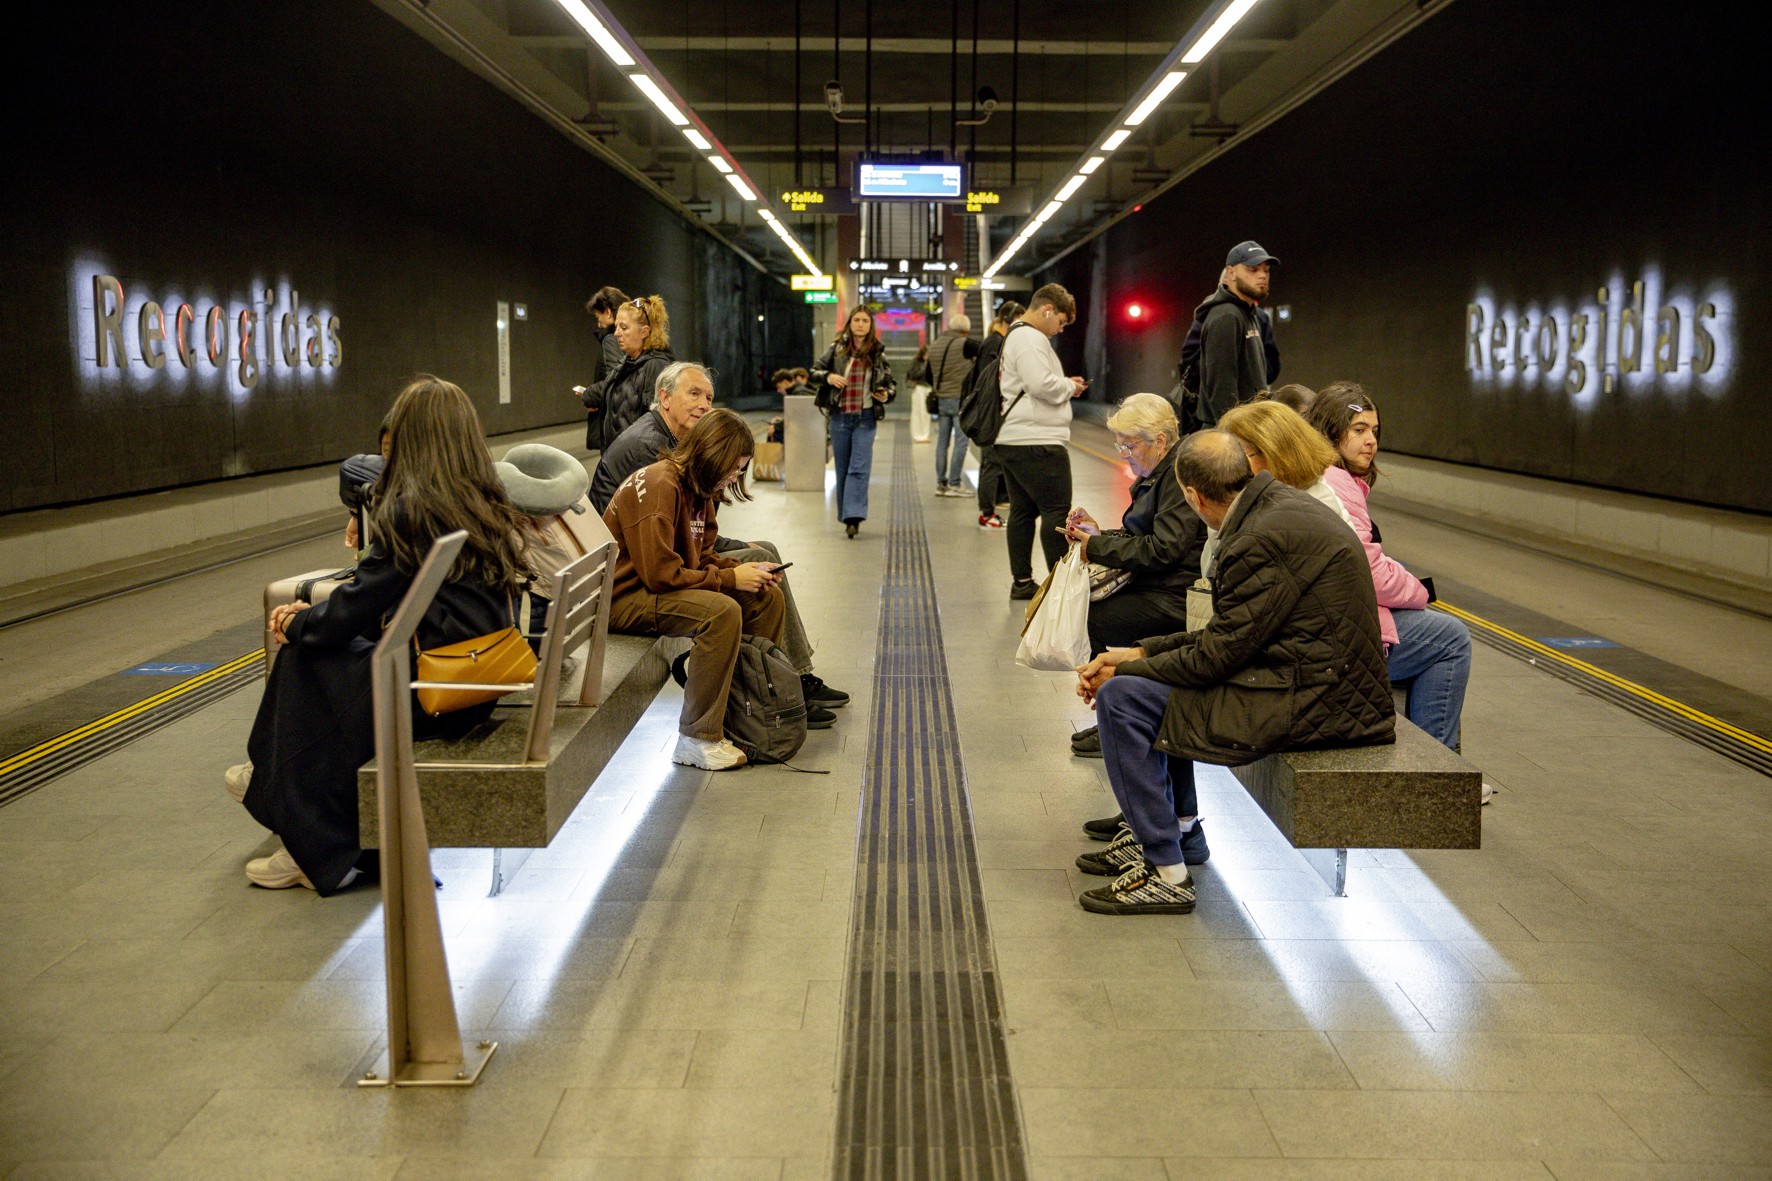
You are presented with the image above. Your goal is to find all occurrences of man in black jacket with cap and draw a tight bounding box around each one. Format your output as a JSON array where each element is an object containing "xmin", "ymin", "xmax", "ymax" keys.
[
  {"xmin": 1070, "ymin": 430, "xmax": 1394, "ymax": 916},
  {"xmin": 1190, "ymin": 241, "xmax": 1278, "ymax": 426}
]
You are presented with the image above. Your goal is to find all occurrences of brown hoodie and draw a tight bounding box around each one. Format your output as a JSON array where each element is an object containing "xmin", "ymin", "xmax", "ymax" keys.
[{"xmin": 602, "ymin": 459, "xmax": 739, "ymax": 599}]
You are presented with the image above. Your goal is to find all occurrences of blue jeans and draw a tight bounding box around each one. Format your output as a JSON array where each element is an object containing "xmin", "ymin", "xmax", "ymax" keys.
[
  {"xmin": 829, "ymin": 411, "xmax": 876, "ymax": 523},
  {"xmin": 1095, "ymin": 674, "xmax": 1199, "ymax": 867},
  {"xmin": 934, "ymin": 398, "xmax": 966, "ymax": 485},
  {"xmin": 1387, "ymin": 607, "xmax": 1472, "ymax": 748}
]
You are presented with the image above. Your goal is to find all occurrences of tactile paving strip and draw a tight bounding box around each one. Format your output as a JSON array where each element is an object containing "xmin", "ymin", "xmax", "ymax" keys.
[{"xmin": 832, "ymin": 427, "xmax": 1030, "ymax": 1180}]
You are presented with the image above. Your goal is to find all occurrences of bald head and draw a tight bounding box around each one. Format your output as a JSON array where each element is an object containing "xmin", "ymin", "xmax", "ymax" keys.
[{"xmin": 1176, "ymin": 430, "xmax": 1253, "ymax": 527}]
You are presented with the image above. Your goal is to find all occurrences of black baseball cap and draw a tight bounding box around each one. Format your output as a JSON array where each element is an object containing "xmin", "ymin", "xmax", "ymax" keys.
[{"xmin": 1226, "ymin": 240, "xmax": 1278, "ymax": 267}]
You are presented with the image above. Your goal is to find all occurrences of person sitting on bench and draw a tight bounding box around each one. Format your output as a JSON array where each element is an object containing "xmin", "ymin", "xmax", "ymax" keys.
[
  {"xmin": 602, "ymin": 408, "xmax": 787, "ymax": 772},
  {"xmin": 591, "ymin": 361, "xmax": 849, "ymax": 724},
  {"xmin": 1072, "ymin": 431, "xmax": 1394, "ymax": 915}
]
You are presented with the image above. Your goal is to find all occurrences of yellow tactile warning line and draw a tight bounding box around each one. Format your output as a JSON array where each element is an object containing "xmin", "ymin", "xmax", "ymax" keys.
[
  {"xmin": 1067, "ymin": 435, "xmax": 1772, "ymax": 757},
  {"xmin": 0, "ymin": 649, "xmax": 263, "ymax": 777},
  {"xmin": 1435, "ymin": 601, "xmax": 1772, "ymax": 756}
]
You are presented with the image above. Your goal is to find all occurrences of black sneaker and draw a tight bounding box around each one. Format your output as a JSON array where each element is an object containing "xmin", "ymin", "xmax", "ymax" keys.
[
  {"xmin": 1075, "ymin": 825, "xmax": 1143, "ymax": 876},
  {"xmin": 1079, "ymin": 863, "xmax": 1197, "ymax": 915},
  {"xmin": 1009, "ymin": 579, "xmax": 1038, "ymax": 600},
  {"xmin": 1071, "ymin": 729, "xmax": 1102, "ymax": 758},
  {"xmin": 801, "ymin": 673, "xmax": 849, "ymax": 708},
  {"xmin": 1070, "ymin": 724, "xmax": 1098, "ymax": 746},
  {"xmin": 1082, "ymin": 812, "xmax": 1124, "ymax": 842},
  {"xmin": 807, "ymin": 704, "xmax": 837, "ymax": 730},
  {"xmin": 1181, "ymin": 821, "xmax": 1210, "ymax": 866}
]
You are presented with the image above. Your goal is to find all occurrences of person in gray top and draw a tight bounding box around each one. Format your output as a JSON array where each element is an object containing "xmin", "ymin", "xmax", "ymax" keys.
[{"xmin": 927, "ymin": 312, "xmax": 979, "ymax": 497}]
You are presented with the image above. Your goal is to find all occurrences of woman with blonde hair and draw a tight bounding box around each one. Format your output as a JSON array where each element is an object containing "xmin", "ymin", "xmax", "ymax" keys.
[
  {"xmin": 1217, "ymin": 400, "xmax": 1356, "ymax": 531},
  {"xmin": 603, "ymin": 408, "xmax": 788, "ymax": 770},
  {"xmin": 598, "ymin": 294, "xmax": 677, "ymax": 441},
  {"xmin": 239, "ymin": 376, "xmax": 534, "ymax": 893},
  {"xmin": 1060, "ymin": 392, "xmax": 1206, "ymax": 760}
]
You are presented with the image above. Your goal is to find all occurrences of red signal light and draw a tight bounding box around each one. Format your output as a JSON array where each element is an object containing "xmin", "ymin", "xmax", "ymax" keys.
[{"xmin": 1126, "ymin": 302, "xmax": 1145, "ymax": 320}]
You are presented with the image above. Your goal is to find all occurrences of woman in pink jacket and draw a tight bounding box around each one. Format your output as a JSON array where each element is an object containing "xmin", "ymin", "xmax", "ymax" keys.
[{"xmin": 1308, "ymin": 385, "xmax": 1473, "ymax": 751}]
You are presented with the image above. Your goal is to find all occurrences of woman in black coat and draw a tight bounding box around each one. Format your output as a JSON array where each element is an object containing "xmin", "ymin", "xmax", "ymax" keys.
[
  {"xmin": 810, "ymin": 306, "xmax": 895, "ymax": 537},
  {"xmin": 597, "ymin": 294, "xmax": 677, "ymax": 442},
  {"xmin": 238, "ymin": 376, "xmax": 534, "ymax": 895},
  {"xmin": 1061, "ymin": 393, "xmax": 1204, "ymax": 758}
]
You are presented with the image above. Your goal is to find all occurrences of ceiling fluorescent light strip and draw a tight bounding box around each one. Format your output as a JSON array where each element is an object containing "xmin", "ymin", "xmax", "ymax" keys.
[
  {"xmin": 1182, "ymin": 0, "xmax": 1262, "ymax": 63},
  {"xmin": 1080, "ymin": 156, "xmax": 1106, "ymax": 175},
  {"xmin": 1102, "ymin": 129, "xmax": 1131, "ymax": 151},
  {"xmin": 1056, "ymin": 175, "xmax": 1087, "ymax": 201},
  {"xmin": 1125, "ymin": 71, "xmax": 1187, "ymax": 126},
  {"xmin": 548, "ymin": 0, "xmax": 824, "ymax": 277},
  {"xmin": 555, "ymin": 0, "xmax": 635, "ymax": 66},
  {"xmin": 629, "ymin": 74, "xmax": 688, "ymax": 125}
]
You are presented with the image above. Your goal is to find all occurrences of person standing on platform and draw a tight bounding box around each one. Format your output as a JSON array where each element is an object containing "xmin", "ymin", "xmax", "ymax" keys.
[
  {"xmin": 1190, "ymin": 242, "xmax": 1277, "ymax": 427},
  {"xmin": 969, "ymin": 301, "xmax": 1022, "ymax": 530},
  {"xmin": 576, "ymin": 285, "xmax": 630, "ymax": 451},
  {"xmin": 996, "ymin": 284, "xmax": 1086, "ymax": 599},
  {"xmin": 812, "ymin": 306, "xmax": 896, "ymax": 539},
  {"xmin": 928, "ymin": 312, "xmax": 979, "ymax": 497},
  {"xmin": 599, "ymin": 295, "xmax": 676, "ymax": 441}
]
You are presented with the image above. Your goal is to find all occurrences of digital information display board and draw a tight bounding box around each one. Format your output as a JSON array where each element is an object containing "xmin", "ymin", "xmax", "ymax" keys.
[{"xmin": 854, "ymin": 162, "xmax": 965, "ymax": 201}]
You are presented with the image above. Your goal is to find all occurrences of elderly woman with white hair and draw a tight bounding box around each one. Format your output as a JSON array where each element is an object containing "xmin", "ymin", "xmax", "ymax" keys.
[{"xmin": 1061, "ymin": 392, "xmax": 1207, "ymax": 758}]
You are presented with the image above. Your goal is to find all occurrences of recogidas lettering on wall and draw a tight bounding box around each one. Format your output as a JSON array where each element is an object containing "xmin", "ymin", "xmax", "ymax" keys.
[
  {"xmin": 1465, "ymin": 268, "xmax": 1731, "ymax": 405},
  {"xmin": 73, "ymin": 264, "xmax": 341, "ymax": 393}
]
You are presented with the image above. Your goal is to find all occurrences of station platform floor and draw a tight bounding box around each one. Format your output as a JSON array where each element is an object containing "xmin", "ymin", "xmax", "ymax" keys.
[{"xmin": 1, "ymin": 417, "xmax": 1769, "ymax": 1179}]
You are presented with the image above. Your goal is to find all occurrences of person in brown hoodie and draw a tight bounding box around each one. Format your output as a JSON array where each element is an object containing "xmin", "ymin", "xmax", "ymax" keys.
[{"xmin": 603, "ymin": 408, "xmax": 787, "ymax": 770}]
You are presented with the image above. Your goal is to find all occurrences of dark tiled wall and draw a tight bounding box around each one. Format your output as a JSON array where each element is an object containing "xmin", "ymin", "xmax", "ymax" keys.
[
  {"xmin": 3, "ymin": 0, "xmax": 803, "ymax": 512},
  {"xmin": 1084, "ymin": 0, "xmax": 1767, "ymax": 513}
]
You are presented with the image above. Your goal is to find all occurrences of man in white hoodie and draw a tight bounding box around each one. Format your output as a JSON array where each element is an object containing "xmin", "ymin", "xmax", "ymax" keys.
[{"xmin": 996, "ymin": 284, "xmax": 1088, "ymax": 598}]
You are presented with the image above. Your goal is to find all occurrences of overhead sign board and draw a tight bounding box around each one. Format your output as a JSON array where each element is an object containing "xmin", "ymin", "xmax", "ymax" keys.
[
  {"xmin": 854, "ymin": 162, "xmax": 966, "ymax": 202},
  {"xmin": 848, "ymin": 258, "xmax": 961, "ymax": 275},
  {"xmin": 803, "ymin": 291, "xmax": 838, "ymax": 304},
  {"xmin": 780, "ymin": 188, "xmax": 856, "ymax": 215},
  {"xmin": 791, "ymin": 274, "xmax": 834, "ymax": 291},
  {"xmin": 955, "ymin": 274, "xmax": 1033, "ymax": 293},
  {"xmin": 964, "ymin": 187, "xmax": 1033, "ymax": 215}
]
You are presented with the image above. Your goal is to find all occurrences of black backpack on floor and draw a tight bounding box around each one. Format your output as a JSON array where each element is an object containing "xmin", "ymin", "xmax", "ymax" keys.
[
  {"xmin": 958, "ymin": 322, "xmax": 1037, "ymax": 445},
  {"xmin": 671, "ymin": 636, "xmax": 809, "ymax": 765}
]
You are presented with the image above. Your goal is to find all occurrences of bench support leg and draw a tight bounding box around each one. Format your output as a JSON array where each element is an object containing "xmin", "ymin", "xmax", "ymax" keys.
[
  {"xmin": 1300, "ymin": 847, "xmax": 1349, "ymax": 897},
  {"xmin": 490, "ymin": 848, "xmax": 505, "ymax": 898}
]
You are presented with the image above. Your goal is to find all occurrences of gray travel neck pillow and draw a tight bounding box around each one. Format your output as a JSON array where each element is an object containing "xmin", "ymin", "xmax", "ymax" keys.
[{"xmin": 494, "ymin": 443, "xmax": 590, "ymax": 516}]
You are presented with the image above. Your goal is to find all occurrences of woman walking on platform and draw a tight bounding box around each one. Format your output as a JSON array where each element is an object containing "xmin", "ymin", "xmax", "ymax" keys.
[
  {"xmin": 237, "ymin": 377, "xmax": 533, "ymax": 894},
  {"xmin": 812, "ymin": 306, "xmax": 895, "ymax": 537}
]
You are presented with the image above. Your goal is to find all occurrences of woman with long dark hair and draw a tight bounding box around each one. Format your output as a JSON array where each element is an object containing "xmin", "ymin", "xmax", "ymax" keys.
[
  {"xmin": 1307, "ymin": 384, "xmax": 1475, "ymax": 759},
  {"xmin": 603, "ymin": 408, "xmax": 787, "ymax": 770},
  {"xmin": 811, "ymin": 306, "xmax": 895, "ymax": 537},
  {"xmin": 237, "ymin": 376, "xmax": 534, "ymax": 893}
]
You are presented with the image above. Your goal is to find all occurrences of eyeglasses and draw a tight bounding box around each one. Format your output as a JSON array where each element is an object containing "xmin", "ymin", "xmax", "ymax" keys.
[{"xmin": 1113, "ymin": 439, "xmax": 1143, "ymax": 456}]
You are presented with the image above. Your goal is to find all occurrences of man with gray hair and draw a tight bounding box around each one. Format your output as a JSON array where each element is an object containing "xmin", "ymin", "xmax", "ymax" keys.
[
  {"xmin": 928, "ymin": 311, "xmax": 979, "ymax": 496},
  {"xmin": 589, "ymin": 362, "xmax": 850, "ymax": 719},
  {"xmin": 1071, "ymin": 430, "xmax": 1393, "ymax": 915}
]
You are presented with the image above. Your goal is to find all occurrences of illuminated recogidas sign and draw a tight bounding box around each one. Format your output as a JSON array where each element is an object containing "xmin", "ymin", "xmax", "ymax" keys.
[
  {"xmin": 1466, "ymin": 269, "xmax": 1730, "ymax": 403},
  {"xmin": 76, "ymin": 267, "xmax": 340, "ymax": 392},
  {"xmin": 791, "ymin": 274, "xmax": 834, "ymax": 292}
]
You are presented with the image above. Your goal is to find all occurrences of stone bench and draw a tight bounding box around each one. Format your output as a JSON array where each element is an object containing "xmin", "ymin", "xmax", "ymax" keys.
[{"xmin": 1229, "ymin": 716, "xmax": 1482, "ymax": 895}]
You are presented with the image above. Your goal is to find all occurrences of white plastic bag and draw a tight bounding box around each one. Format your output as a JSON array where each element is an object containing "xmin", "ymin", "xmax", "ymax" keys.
[
  {"xmin": 910, "ymin": 385, "xmax": 933, "ymax": 443},
  {"xmin": 1016, "ymin": 544, "xmax": 1093, "ymax": 671}
]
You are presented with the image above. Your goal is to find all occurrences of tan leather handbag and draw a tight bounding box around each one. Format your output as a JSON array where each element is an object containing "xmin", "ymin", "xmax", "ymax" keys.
[{"xmin": 413, "ymin": 622, "xmax": 537, "ymax": 716}]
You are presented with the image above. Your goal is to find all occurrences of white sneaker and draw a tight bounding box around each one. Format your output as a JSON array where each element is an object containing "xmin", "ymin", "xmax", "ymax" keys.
[
  {"xmin": 672, "ymin": 734, "xmax": 748, "ymax": 771},
  {"xmin": 1481, "ymin": 781, "xmax": 1496, "ymax": 805},
  {"xmin": 245, "ymin": 847, "xmax": 314, "ymax": 890},
  {"xmin": 224, "ymin": 763, "xmax": 252, "ymax": 802}
]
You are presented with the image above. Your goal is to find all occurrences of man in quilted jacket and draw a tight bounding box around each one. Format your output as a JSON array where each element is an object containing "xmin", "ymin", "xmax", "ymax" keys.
[{"xmin": 1071, "ymin": 430, "xmax": 1394, "ymax": 916}]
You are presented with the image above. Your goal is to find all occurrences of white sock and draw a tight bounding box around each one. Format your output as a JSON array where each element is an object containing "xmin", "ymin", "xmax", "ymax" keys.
[
  {"xmin": 338, "ymin": 867, "xmax": 360, "ymax": 888},
  {"xmin": 1177, "ymin": 815, "xmax": 1197, "ymax": 832},
  {"xmin": 1154, "ymin": 862, "xmax": 1192, "ymax": 885}
]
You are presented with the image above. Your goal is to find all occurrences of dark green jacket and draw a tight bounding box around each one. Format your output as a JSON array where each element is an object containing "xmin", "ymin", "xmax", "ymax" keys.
[{"xmin": 1118, "ymin": 472, "xmax": 1393, "ymax": 765}]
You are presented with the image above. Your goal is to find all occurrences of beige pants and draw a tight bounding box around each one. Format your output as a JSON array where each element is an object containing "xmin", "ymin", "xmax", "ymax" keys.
[{"xmin": 610, "ymin": 585, "xmax": 786, "ymax": 740}]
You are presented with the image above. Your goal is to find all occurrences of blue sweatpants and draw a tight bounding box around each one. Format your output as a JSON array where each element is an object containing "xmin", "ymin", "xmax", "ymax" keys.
[{"xmin": 1094, "ymin": 674, "xmax": 1199, "ymax": 867}]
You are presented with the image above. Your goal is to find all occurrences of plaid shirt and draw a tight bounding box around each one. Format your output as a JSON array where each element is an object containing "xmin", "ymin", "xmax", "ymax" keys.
[{"xmin": 839, "ymin": 356, "xmax": 868, "ymax": 415}]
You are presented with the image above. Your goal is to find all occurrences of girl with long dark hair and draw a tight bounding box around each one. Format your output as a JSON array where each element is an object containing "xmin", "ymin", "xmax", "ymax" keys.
[
  {"xmin": 602, "ymin": 408, "xmax": 788, "ymax": 770},
  {"xmin": 237, "ymin": 376, "xmax": 534, "ymax": 893},
  {"xmin": 811, "ymin": 306, "xmax": 895, "ymax": 537}
]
